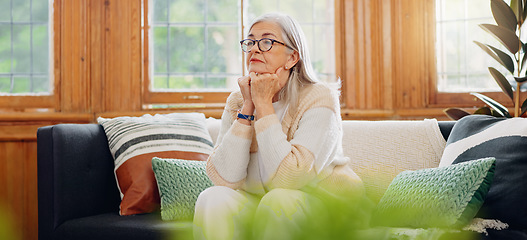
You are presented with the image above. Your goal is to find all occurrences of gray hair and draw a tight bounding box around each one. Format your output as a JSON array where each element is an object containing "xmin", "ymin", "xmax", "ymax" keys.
[{"xmin": 248, "ymin": 13, "xmax": 319, "ymax": 109}]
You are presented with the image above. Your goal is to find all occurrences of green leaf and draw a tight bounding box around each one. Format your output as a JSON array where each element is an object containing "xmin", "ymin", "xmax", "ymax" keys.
[
  {"xmin": 521, "ymin": 97, "xmax": 527, "ymax": 116},
  {"xmin": 480, "ymin": 24, "xmax": 521, "ymax": 53},
  {"xmin": 471, "ymin": 92, "xmax": 512, "ymax": 117},
  {"xmin": 473, "ymin": 106, "xmax": 493, "ymax": 115},
  {"xmin": 522, "ymin": 45, "xmax": 527, "ymax": 71},
  {"xmin": 523, "ymin": 0, "xmax": 527, "ymax": 23},
  {"xmin": 443, "ymin": 108, "xmax": 471, "ymax": 120},
  {"xmin": 492, "ymin": 0, "xmax": 518, "ymax": 31},
  {"xmin": 486, "ymin": 43, "xmax": 516, "ymax": 74},
  {"xmin": 488, "ymin": 67, "xmax": 514, "ymax": 101},
  {"xmin": 514, "ymin": 76, "xmax": 527, "ymax": 82},
  {"xmin": 474, "ymin": 41, "xmax": 515, "ymax": 74}
]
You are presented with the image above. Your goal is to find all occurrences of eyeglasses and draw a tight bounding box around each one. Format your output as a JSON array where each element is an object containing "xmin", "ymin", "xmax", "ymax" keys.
[{"xmin": 240, "ymin": 38, "xmax": 294, "ymax": 52}]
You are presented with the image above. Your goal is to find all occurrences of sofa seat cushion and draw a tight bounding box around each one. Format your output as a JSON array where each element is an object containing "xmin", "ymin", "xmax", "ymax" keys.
[{"xmin": 54, "ymin": 212, "xmax": 192, "ymax": 240}]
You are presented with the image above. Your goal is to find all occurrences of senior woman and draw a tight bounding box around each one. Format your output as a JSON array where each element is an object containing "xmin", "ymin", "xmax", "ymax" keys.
[{"xmin": 193, "ymin": 13, "xmax": 364, "ymax": 240}]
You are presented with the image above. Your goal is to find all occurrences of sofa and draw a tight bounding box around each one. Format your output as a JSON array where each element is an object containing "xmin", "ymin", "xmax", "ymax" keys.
[{"xmin": 37, "ymin": 116, "xmax": 527, "ymax": 240}]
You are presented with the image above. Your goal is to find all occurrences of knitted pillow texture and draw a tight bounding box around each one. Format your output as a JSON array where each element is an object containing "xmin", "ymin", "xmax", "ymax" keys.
[
  {"xmin": 439, "ymin": 115, "xmax": 527, "ymax": 230},
  {"xmin": 373, "ymin": 157, "xmax": 495, "ymax": 228},
  {"xmin": 98, "ymin": 113, "xmax": 213, "ymax": 215},
  {"xmin": 152, "ymin": 157, "xmax": 213, "ymax": 221}
]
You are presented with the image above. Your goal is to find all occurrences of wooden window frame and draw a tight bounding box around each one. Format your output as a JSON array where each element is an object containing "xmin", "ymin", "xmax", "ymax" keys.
[
  {"xmin": 141, "ymin": 0, "xmax": 337, "ymax": 110},
  {"xmin": 0, "ymin": 0, "xmax": 60, "ymax": 110},
  {"xmin": 141, "ymin": 0, "xmax": 233, "ymax": 110},
  {"xmin": 427, "ymin": 0, "xmax": 513, "ymax": 110}
]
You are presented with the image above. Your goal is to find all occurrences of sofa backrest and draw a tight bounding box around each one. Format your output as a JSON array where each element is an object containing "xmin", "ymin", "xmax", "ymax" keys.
[
  {"xmin": 37, "ymin": 124, "xmax": 121, "ymax": 240},
  {"xmin": 342, "ymin": 120, "xmax": 454, "ymax": 203}
]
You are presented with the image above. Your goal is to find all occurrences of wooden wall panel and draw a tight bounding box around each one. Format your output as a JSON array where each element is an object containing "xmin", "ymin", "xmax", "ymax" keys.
[
  {"xmin": 103, "ymin": 0, "xmax": 142, "ymax": 112},
  {"xmin": 60, "ymin": 0, "xmax": 91, "ymax": 112},
  {"xmin": 338, "ymin": 0, "xmax": 436, "ymax": 119},
  {"xmin": 340, "ymin": 0, "xmax": 394, "ymax": 111},
  {"xmin": 0, "ymin": 141, "xmax": 38, "ymax": 240}
]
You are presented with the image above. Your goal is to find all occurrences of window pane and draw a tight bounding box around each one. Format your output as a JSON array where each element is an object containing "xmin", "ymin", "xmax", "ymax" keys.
[
  {"xmin": 208, "ymin": 0, "xmax": 238, "ymax": 22},
  {"xmin": 12, "ymin": 25, "xmax": 31, "ymax": 73},
  {"xmin": 0, "ymin": 1, "xmax": 10, "ymax": 22},
  {"xmin": 436, "ymin": 0, "xmax": 501, "ymax": 92},
  {"xmin": 1, "ymin": 0, "xmax": 51, "ymax": 95},
  {"xmin": 150, "ymin": 0, "xmax": 334, "ymax": 92},
  {"xmin": 169, "ymin": 27, "xmax": 205, "ymax": 73},
  {"xmin": 0, "ymin": 77, "xmax": 10, "ymax": 92},
  {"xmin": 207, "ymin": 27, "xmax": 241, "ymax": 74},
  {"xmin": 153, "ymin": 27, "xmax": 168, "ymax": 73},
  {"xmin": 0, "ymin": 25, "xmax": 11, "ymax": 74},
  {"xmin": 168, "ymin": 75, "xmax": 204, "ymax": 89},
  {"xmin": 32, "ymin": 0, "xmax": 49, "ymax": 22},
  {"xmin": 12, "ymin": 76, "xmax": 30, "ymax": 93},
  {"xmin": 167, "ymin": 0, "xmax": 204, "ymax": 23},
  {"xmin": 32, "ymin": 76, "xmax": 49, "ymax": 93},
  {"xmin": 152, "ymin": 0, "xmax": 168, "ymax": 23},
  {"xmin": 12, "ymin": 0, "xmax": 30, "ymax": 22},
  {"xmin": 33, "ymin": 25, "xmax": 48, "ymax": 73}
]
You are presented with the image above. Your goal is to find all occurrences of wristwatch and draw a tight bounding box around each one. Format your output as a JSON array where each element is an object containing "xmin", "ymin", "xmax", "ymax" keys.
[{"xmin": 237, "ymin": 110, "xmax": 255, "ymax": 121}]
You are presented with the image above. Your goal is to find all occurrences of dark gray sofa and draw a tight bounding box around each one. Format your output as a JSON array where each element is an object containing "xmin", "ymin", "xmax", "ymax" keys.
[
  {"xmin": 37, "ymin": 124, "xmax": 192, "ymax": 240},
  {"xmin": 37, "ymin": 121, "xmax": 527, "ymax": 240}
]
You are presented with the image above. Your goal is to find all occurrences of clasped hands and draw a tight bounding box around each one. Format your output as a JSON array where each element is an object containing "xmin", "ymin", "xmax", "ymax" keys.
[{"xmin": 237, "ymin": 66, "xmax": 287, "ymax": 119}]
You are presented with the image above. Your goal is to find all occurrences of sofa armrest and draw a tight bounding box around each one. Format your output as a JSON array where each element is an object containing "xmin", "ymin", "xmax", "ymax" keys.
[{"xmin": 38, "ymin": 124, "xmax": 121, "ymax": 240}]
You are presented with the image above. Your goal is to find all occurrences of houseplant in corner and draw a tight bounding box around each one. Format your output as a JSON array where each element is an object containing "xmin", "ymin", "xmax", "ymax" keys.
[{"xmin": 445, "ymin": 0, "xmax": 527, "ymax": 120}]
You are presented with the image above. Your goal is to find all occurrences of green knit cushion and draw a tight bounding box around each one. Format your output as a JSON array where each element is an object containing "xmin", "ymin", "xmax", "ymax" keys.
[
  {"xmin": 152, "ymin": 157, "xmax": 213, "ymax": 221},
  {"xmin": 373, "ymin": 157, "xmax": 495, "ymax": 228}
]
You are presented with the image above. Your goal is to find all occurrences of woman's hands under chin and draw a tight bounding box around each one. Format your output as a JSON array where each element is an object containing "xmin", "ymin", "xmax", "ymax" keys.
[
  {"xmin": 249, "ymin": 66, "xmax": 287, "ymax": 118},
  {"xmin": 237, "ymin": 75, "xmax": 254, "ymax": 108}
]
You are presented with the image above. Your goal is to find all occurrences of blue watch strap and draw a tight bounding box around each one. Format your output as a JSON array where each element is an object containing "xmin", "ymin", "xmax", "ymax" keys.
[{"xmin": 237, "ymin": 112, "xmax": 254, "ymax": 121}]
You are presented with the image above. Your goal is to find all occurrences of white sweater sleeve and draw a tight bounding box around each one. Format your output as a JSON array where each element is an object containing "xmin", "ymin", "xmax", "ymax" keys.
[
  {"xmin": 254, "ymin": 107, "xmax": 341, "ymax": 188},
  {"xmin": 207, "ymin": 110, "xmax": 253, "ymax": 184}
]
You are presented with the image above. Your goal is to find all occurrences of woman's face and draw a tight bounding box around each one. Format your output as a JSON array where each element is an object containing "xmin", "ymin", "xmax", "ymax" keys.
[{"xmin": 245, "ymin": 21, "xmax": 294, "ymax": 74}]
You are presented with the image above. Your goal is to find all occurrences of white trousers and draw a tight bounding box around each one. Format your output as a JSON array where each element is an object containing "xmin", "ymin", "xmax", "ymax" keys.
[{"xmin": 193, "ymin": 186, "xmax": 324, "ymax": 240}]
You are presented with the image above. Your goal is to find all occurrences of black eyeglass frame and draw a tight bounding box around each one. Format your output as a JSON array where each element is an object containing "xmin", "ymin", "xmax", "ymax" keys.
[{"xmin": 239, "ymin": 38, "xmax": 295, "ymax": 52}]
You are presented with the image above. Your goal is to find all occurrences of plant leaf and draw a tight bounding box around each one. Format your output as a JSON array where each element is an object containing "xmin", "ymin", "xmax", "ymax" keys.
[
  {"xmin": 492, "ymin": 0, "xmax": 519, "ymax": 31},
  {"xmin": 474, "ymin": 41, "xmax": 515, "ymax": 74},
  {"xmin": 522, "ymin": 45, "xmax": 527, "ymax": 71},
  {"xmin": 473, "ymin": 106, "xmax": 493, "ymax": 115},
  {"xmin": 488, "ymin": 67, "xmax": 514, "ymax": 101},
  {"xmin": 480, "ymin": 24, "xmax": 521, "ymax": 53},
  {"xmin": 444, "ymin": 108, "xmax": 471, "ymax": 120},
  {"xmin": 521, "ymin": 97, "xmax": 527, "ymax": 116},
  {"xmin": 515, "ymin": 76, "xmax": 527, "ymax": 82},
  {"xmin": 487, "ymin": 44, "xmax": 516, "ymax": 74},
  {"xmin": 523, "ymin": 0, "xmax": 527, "ymax": 23},
  {"xmin": 471, "ymin": 92, "xmax": 512, "ymax": 117}
]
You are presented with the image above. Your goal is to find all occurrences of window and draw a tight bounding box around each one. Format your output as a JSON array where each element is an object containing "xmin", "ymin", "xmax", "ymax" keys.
[
  {"xmin": 435, "ymin": 0, "xmax": 508, "ymax": 93},
  {"xmin": 0, "ymin": 0, "xmax": 51, "ymax": 95},
  {"xmin": 144, "ymin": 0, "xmax": 335, "ymax": 107}
]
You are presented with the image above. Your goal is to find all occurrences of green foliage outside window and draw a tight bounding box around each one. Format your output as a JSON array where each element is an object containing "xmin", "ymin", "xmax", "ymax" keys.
[
  {"xmin": 0, "ymin": 0, "xmax": 50, "ymax": 94},
  {"xmin": 150, "ymin": 0, "xmax": 335, "ymax": 92}
]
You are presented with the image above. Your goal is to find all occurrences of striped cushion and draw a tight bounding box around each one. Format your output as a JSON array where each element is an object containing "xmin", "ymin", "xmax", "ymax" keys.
[
  {"xmin": 439, "ymin": 115, "xmax": 527, "ymax": 230},
  {"xmin": 98, "ymin": 113, "xmax": 213, "ymax": 215}
]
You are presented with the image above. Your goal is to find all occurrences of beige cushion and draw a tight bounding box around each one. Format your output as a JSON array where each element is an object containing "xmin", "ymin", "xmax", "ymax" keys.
[{"xmin": 342, "ymin": 119, "xmax": 446, "ymax": 203}]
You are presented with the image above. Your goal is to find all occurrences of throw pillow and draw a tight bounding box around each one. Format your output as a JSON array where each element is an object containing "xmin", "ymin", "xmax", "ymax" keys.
[
  {"xmin": 152, "ymin": 157, "xmax": 213, "ymax": 221},
  {"xmin": 373, "ymin": 157, "xmax": 496, "ymax": 228},
  {"xmin": 439, "ymin": 115, "xmax": 527, "ymax": 230},
  {"xmin": 98, "ymin": 113, "xmax": 214, "ymax": 215}
]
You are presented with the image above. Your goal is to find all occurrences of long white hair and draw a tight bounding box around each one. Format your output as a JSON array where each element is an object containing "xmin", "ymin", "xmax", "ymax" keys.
[{"xmin": 248, "ymin": 13, "xmax": 319, "ymax": 109}]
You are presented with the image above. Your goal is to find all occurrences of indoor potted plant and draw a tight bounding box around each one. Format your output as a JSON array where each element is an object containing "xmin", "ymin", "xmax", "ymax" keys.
[{"xmin": 445, "ymin": 0, "xmax": 527, "ymax": 120}]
